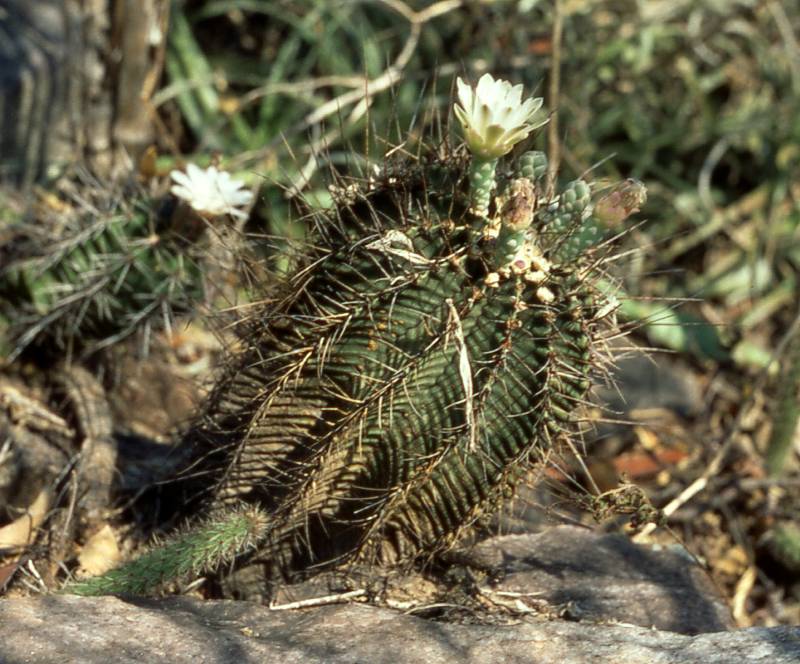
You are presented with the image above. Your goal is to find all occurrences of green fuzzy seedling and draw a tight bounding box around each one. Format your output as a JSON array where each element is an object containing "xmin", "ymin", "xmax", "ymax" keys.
[
  {"xmin": 64, "ymin": 506, "xmax": 269, "ymax": 596},
  {"xmin": 468, "ymin": 158, "xmax": 498, "ymax": 218},
  {"xmin": 518, "ymin": 150, "xmax": 548, "ymax": 182}
]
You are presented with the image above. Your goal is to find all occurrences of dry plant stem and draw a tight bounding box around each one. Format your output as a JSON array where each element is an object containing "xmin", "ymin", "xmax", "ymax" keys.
[
  {"xmin": 229, "ymin": 0, "xmax": 464, "ymax": 171},
  {"xmin": 662, "ymin": 181, "xmax": 771, "ymax": 263},
  {"xmin": 634, "ymin": 307, "xmax": 800, "ymax": 541},
  {"xmin": 268, "ymin": 589, "xmax": 367, "ymax": 611},
  {"xmin": 732, "ymin": 565, "xmax": 757, "ymax": 627},
  {"xmin": 767, "ymin": 0, "xmax": 800, "ymax": 91},
  {"xmin": 300, "ymin": 0, "xmax": 462, "ymax": 127},
  {"xmin": 697, "ymin": 138, "xmax": 729, "ymax": 211},
  {"xmin": 226, "ymin": 59, "xmax": 541, "ymax": 119},
  {"xmin": 545, "ymin": 0, "xmax": 563, "ymax": 200},
  {"xmin": 112, "ymin": 0, "xmax": 168, "ymax": 158}
]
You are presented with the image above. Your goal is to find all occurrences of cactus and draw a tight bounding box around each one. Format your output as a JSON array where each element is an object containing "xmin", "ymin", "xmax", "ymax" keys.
[
  {"xmin": 67, "ymin": 506, "xmax": 269, "ymax": 596},
  {"xmin": 767, "ymin": 522, "xmax": 800, "ymax": 574},
  {"xmin": 64, "ymin": 78, "xmax": 629, "ymax": 597},
  {"xmin": 0, "ymin": 187, "xmax": 207, "ymax": 361},
  {"xmin": 766, "ymin": 323, "xmax": 800, "ymax": 476}
]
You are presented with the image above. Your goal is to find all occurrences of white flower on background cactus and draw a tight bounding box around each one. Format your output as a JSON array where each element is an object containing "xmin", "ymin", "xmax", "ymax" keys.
[
  {"xmin": 170, "ymin": 164, "xmax": 254, "ymax": 220},
  {"xmin": 454, "ymin": 73, "xmax": 547, "ymax": 160}
]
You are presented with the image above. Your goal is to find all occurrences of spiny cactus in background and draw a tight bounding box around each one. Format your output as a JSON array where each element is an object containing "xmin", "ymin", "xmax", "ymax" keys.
[
  {"xmin": 65, "ymin": 74, "xmax": 642, "ymax": 597},
  {"xmin": 0, "ymin": 165, "xmax": 252, "ymax": 361},
  {"xmin": 766, "ymin": 323, "xmax": 800, "ymax": 477},
  {"xmin": 762, "ymin": 318, "xmax": 800, "ymax": 573}
]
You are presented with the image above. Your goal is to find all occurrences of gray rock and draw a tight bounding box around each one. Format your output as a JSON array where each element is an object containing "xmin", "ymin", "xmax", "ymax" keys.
[
  {"xmin": 473, "ymin": 527, "xmax": 733, "ymax": 634},
  {"xmin": 0, "ymin": 595, "xmax": 798, "ymax": 664},
  {"xmin": 1, "ymin": 528, "xmax": 793, "ymax": 663},
  {"xmin": 595, "ymin": 349, "xmax": 702, "ymax": 420}
]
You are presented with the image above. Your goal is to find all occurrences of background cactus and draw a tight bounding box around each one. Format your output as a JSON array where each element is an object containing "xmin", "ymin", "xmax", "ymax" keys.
[
  {"xmin": 0, "ymin": 186, "xmax": 207, "ymax": 362},
  {"xmin": 65, "ymin": 129, "xmax": 624, "ymax": 596},
  {"xmin": 766, "ymin": 321, "xmax": 800, "ymax": 477}
]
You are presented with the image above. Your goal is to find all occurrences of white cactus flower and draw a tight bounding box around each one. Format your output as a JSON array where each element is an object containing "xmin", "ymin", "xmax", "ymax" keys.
[
  {"xmin": 454, "ymin": 73, "xmax": 547, "ymax": 160},
  {"xmin": 170, "ymin": 164, "xmax": 254, "ymax": 220}
]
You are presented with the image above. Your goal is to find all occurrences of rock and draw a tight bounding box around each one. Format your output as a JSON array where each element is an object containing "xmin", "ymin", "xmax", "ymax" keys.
[
  {"xmin": 0, "ymin": 594, "xmax": 798, "ymax": 664},
  {"xmin": 595, "ymin": 350, "xmax": 702, "ymax": 420},
  {"xmin": 472, "ymin": 527, "xmax": 733, "ymax": 634},
  {"xmin": 2, "ymin": 528, "xmax": 793, "ymax": 663}
]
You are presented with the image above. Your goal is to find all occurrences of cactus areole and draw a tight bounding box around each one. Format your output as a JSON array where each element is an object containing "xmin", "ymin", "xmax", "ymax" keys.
[{"xmin": 67, "ymin": 77, "xmax": 631, "ymax": 597}]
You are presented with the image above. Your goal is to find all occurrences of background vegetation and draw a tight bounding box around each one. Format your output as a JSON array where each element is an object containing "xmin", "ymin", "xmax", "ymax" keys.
[{"xmin": 1, "ymin": 0, "xmax": 798, "ymax": 627}]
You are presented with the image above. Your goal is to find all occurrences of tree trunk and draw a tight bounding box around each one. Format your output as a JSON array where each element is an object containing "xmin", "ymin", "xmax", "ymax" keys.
[{"xmin": 0, "ymin": 0, "xmax": 167, "ymax": 188}]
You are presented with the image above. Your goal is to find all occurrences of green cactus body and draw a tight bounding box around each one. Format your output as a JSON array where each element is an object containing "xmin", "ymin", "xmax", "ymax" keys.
[
  {"xmin": 167, "ymin": 153, "xmax": 606, "ymax": 583},
  {"xmin": 518, "ymin": 151, "xmax": 548, "ymax": 182},
  {"xmin": 66, "ymin": 506, "xmax": 269, "ymax": 596},
  {"xmin": 0, "ymin": 195, "xmax": 205, "ymax": 359},
  {"xmin": 64, "ymin": 147, "xmax": 615, "ymax": 597}
]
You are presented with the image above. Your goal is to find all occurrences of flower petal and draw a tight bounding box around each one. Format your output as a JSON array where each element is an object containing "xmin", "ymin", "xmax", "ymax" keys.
[
  {"xmin": 454, "ymin": 74, "xmax": 543, "ymax": 158},
  {"xmin": 226, "ymin": 191, "xmax": 255, "ymax": 206},
  {"xmin": 170, "ymin": 184, "xmax": 194, "ymax": 200},
  {"xmin": 476, "ymin": 73, "xmax": 495, "ymax": 101},
  {"xmin": 483, "ymin": 123, "xmax": 507, "ymax": 146},
  {"xmin": 170, "ymin": 170, "xmax": 193, "ymax": 188},
  {"xmin": 169, "ymin": 163, "xmax": 252, "ymax": 218},
  {"xmin": 506, "ymin": 83, "xmax": 524, "ymax": 108},
  {"xmin": 514, "ymin": 96, "xmax": 544, "ymax": 124},
  {"xmin": 453, "ymin": 103, "xmax": 470, "ymax": 130},
  {"xmin": 456, "ymin": 77, "xmax": 473, "ymax": 113},
  {"xmin": 185, "ymin": 163, "xmax": 204, "ymax": 180},
  {"xmin": 500, "ymin": 126, "xmax": 532, "ymax": 147},
  {"xmin": 476, "ymin": 102, "xmax": 493, "ymax": 135}
]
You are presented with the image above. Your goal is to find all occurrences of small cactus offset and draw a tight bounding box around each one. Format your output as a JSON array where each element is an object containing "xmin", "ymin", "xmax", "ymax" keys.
[
  {"xmin": 66, "ymin": 75, "xmax": 639, "ymax": 597},
  {"xmin": 66, "ymin": 506, "xmax": 269, "ymax": 596}
]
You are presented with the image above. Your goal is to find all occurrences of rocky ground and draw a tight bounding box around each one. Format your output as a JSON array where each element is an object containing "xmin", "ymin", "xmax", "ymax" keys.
[{"xmin": 2, "ymin": 528, "xmax": 798, "ymax": 663}]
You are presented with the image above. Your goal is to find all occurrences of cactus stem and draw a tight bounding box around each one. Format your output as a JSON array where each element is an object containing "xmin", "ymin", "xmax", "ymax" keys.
[
  {"xmin": 62, "ymin": 505, "xmax": 269, "ymax": 596},
  {"xmin": 766, "ymin": 325, "xmax": 800, "ymax": 476},
  {"xmin": 468, "ymin": 157, "xmax": 497, "ymax": 218}
]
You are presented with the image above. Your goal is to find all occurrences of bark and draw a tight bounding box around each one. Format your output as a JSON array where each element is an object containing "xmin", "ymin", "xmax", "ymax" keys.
[{"xmin": 0, "ymin": 0, "xmax": 167, "ymax": 187}]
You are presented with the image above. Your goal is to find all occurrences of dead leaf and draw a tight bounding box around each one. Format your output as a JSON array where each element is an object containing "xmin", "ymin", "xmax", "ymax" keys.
[
  {"xmin": 77, "ymin": 524, "xmax": 120, "ymax": 576},
  {"xmin": 716, "ymin": 544, "xmax": 749, "ymax": 578},
  {"xmin": 138, "ymin": 144, "xmax": 158, "ymax": 179},
  {"xmin": 0, "ymin": 488, "xmax": 51, "ymax": 550},
  {"xmin": 0, "ymin": 560, "xmax": 21, "ymax": 591}
]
